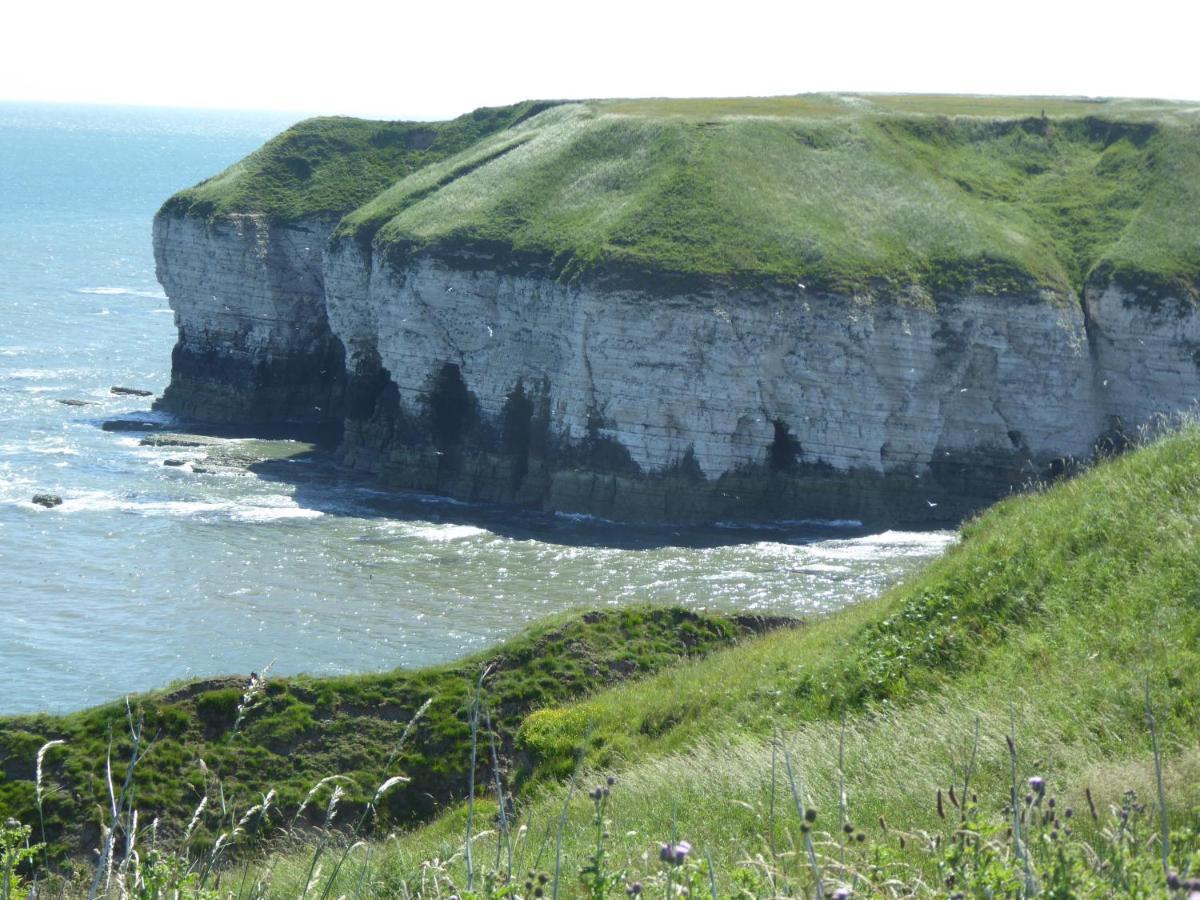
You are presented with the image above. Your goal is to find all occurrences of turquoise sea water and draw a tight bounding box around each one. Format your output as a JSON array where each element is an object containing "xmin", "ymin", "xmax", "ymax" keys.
[{"xmin": 0, "ymin": 102, "xmax": 954, "ymax": 715}]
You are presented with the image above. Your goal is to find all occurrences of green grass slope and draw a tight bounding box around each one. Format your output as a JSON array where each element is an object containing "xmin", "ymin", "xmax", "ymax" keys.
[
  {"xmin": 258, "ymin": 425, "xmax": 1200, "ymax": 896},
  {"xmin": 158, "ymin": 100, "xmax": 559, "ymax": 222},
  {"xmin": 343, "ymin": 96, "xmax": 1200, "ymax": 298},
  {"xmin": 157, "ymin": 93, "xmax": 1200, "ymax": 299},
  {"xmin": 0, "ymin": 607, "xmax": 777, "ymax": 862}
]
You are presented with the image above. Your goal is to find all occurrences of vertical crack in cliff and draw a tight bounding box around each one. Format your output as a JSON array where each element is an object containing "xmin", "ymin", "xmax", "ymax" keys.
[
  {"xmin": 578, "ymin": 311, "xmax": 599, "ymax": 419},
  {"xmin": 721, "ymin": 304, "xmax": 773, "ymax": 433},
  {"xmin": 1077, "ymin": 283, "xmax": 1117, "ymax": 424},
  {"xmin": 408, "ymin": 283, "xmax": 466, "ymax": 366}
]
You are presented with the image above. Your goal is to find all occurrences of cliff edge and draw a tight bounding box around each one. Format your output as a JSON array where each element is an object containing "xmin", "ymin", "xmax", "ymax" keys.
[{"xmin": 153, "ymin": 94, "xmax": 1200, "ymax": 523}]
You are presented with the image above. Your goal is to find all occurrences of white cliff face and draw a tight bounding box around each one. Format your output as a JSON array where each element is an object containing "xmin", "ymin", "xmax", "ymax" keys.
[
  {"xmin": 153, "ymin": 212, "xmax": 342, "ymax": 424},
  {"xmin": 326, "ymin": 252, "xmax": 1118, "ymax": 478},
  {"xmin": 157, "ymin": 217, "xmax": 1200, "ymax": 522},
  {"xmin": 1086, "ymin": 284, "xmax": 1200, "ymax": 426}
]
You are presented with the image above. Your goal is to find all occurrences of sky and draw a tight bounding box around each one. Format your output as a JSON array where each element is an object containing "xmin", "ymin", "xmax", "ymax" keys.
[{"xmin": 3, "ymin": 0, "xmax": 1198, "ymax": 119}]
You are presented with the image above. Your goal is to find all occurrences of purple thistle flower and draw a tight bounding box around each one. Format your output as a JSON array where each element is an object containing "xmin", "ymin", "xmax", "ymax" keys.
[
  {"xmin": 1028, "ymin": 776, "xmax": 1045, "ymax": 795},
  {"xmin": 675, "ymin": 840, "xmax": 692, "ymax": 865},
  {"xmin": 832, "ymin": 890, "xmax": 851, "ymax": 900},
  {"xmin": 660, "ymin": 840, "xmax": 692, "ymax": 865}
]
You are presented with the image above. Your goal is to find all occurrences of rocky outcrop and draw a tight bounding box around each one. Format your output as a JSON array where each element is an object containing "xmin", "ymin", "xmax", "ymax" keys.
[
  {"xmin": 152, "ymin": 213, "xmax": 345, "ymax": 429},
  {"xmin": 152, "ymin": 216, "xmax": 1200, "ymax": 525}
]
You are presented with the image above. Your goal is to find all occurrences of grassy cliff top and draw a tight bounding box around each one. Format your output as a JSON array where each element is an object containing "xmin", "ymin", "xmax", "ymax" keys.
[
  {"xmin": 162, "ymin": 94, "xmax": 1200, "ymax": 297},
  {"xmin": 596, "ymin": 93, "xmax": 1200, "ymax": 120},
  {"xmin": 158, "ymin": 100, "xmax": 558, "ymax": 222}
]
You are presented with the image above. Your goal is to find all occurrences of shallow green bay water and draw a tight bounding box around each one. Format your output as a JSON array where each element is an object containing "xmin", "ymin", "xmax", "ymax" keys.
[{"xmin": 0, "ymin": 103, "xmax": 953, "ymax": 715}]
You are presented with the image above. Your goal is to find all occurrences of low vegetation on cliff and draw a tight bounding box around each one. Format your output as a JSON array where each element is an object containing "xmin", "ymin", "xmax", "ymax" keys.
[
  {"xmin": 4, "ymin": 425, "xmax": 1199, "ymax": 896},
  {"xmin": 0, "ymin": 608, "xmax": 766, "ymax": 866},
  {"xmin": 158, "ymin": 101, "xmax": 559, "ymax": 222},
  {"xmin": 161, "ymin": 93, "xmax": 1200, "ymax": 299}
]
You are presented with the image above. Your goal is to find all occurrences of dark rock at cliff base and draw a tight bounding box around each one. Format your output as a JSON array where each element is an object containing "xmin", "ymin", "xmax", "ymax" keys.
[
  {"xmin": 192, "ymin": 466, "xmax": 213, "ymax": 474},
  {"xmin": 56, "ymin": 399, "xmax": 93, "ymax": 407},
  {"xmin": 31, "ymin": 494, "xmax": 63, "ymax": 508},
  {"xmin": 162, "ymin": 459, "xmax": 187, "ymax": 467},
  {"xmin": 102, "ymin": 420, "xmax": 167, "ymax": 432},
  {"xmin": 110, "ymin": 386, "xmax": 154, "ymax": 397}
]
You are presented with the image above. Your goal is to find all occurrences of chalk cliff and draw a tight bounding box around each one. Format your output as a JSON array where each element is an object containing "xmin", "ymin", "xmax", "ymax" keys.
[
  {"xmin": 153, "ymin": 96, "xmax": 1200, "ymax": 523},
  {"xmin": 153, "ymin": 212, "xmax": 343, "ymax": 426}
]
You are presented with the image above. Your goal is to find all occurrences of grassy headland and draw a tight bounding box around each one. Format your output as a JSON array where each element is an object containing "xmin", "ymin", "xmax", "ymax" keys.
[
  {"xmin": 158, "ymin": 100, "xmax": 559, "ymax": 222},
  {"xmin": 159, "ymin": 93, "xmax": 1200, "ymax": 299}
]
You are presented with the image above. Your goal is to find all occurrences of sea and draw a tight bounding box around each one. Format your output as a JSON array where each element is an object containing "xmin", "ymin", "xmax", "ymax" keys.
[{"xmin": 0, "ymin": 102, "xmax": 955, "ymax": 715}]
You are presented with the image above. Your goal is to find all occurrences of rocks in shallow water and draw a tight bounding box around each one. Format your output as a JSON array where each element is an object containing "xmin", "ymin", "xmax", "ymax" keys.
[
  {"xmin": 31, "ymin": 494, "xmax": 63, "ymax": 508},
  {"xmin": 139, "ymin": 436, "xmax": 210, "ymax": 448},
  {"xmin": 56, "ymin": 399, "xmax": 93, "ymax": 407},
  {"xmin": 162, "ymin": 459, "xmax": 187, "ymax": 467},
  {"xmin": 191, "ymin": 466, "xmax": 213, "ymax": 474},
  {"xmin": 110, "ymin": 386, "xmax": 154, "ymax": 397},
  {"xmin": 102, "ymin": 419, "xmax": 162, "ymax": 432}
]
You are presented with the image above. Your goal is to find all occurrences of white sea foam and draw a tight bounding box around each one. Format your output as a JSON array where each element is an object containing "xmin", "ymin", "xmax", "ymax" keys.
[
  {"xmin": 230, "ymin": 505, "xmax": 323, "ymax": 522},
  {"xmin": 0, "ymin": 438, "xmax": 79, "ymax": 457},
  {"xmin": 26, "ymin": 489, "xmax": 321, "ymax": 524},
  {"xmin": 400, "ymin": 523, "xmax": 489, "ymax": 542},
  {"xmin": 851, "ymin": 530, "xmax": 957, "ymax": 547},
  {"xmin": 810, "ymin": 530, "xmax": 957, "ymax": 562},
  {"xmin": 78, "ymin": 287, "xmax": 168, "ymax": 300}
]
